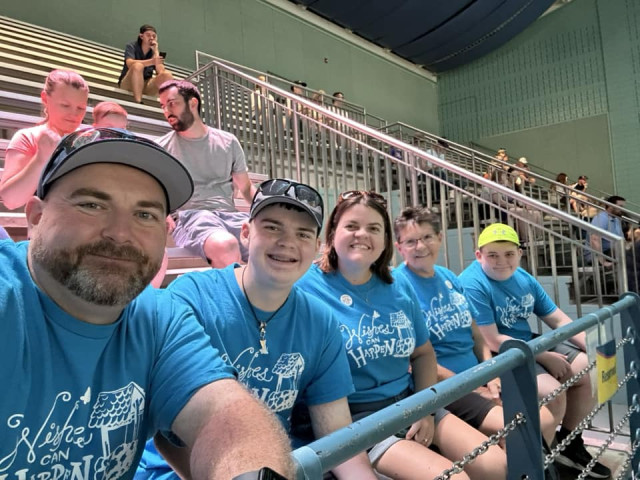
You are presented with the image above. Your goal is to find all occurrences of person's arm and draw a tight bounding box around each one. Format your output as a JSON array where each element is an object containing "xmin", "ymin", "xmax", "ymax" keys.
[
  {"xmin": 309, "ymin": 398, "xmax": 377, "ymax": 480},
  {"xmin": 479, "ymin": 318, "xmax": 571, "ymax": 382},
  {"xmin": 168, "ymin": 379, "xmax": 293, "ymax": 479},
  {"xmin": 232, "ymin": 171, "xmax": 257, "ymax": 204},
  {"xmin": 541, "ymin": 308, "xmax": 586, "ymax": 351},
  {"xmin": 125, "ymin": 41, "xmax": 165, "ymax": 72},
  {"xmin": 405, "ymin": 340, "xmax": 437, "ymax": 446},
  {"xmin": 0, "ymin": 131, "xmax": 60, "ymax": 210},
  {"xmin": 476, "ymin": 323, "xmax": 515, "ymax": 354},
  {"xmin": 470, "ymin": 320, "xmax": 501, "ymax": 400}
]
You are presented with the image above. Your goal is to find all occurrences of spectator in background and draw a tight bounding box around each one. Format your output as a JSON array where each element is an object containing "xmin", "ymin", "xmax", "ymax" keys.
[
  {"xmin": 569, "ymin": 184, "xmax": 597, "ymax": 220},
  {"xmin": 331, "ymin": 91, "xmax": 345, "ymax": 111},
  {"xmin": 291, "ymin": 80, "xmax": 307, "ymax": 97},
  {"xmin": 92, "ymin": 101, "xmax": 128, "ymax": 129},
  {"xmin": 118, "ymin": 24, "xmax": 173, "ymax": 104},
  {"xmin": 0, "ymin": 70, "xmax": 88, "ymax": 210},
  {"xmin": 587, "ymin": 195, "xmax": 626, "ymax": 264},
  {"xmin": 157, "ymin": 80, "xmax": 256, "ymax": 268},
  {"xmin": 551, "ymin": 172, "xmax": 569, "ymax": 208},
  {"xmin": 570, "ymin": 175, "xmax": 589, "ymax": 190},
  {"xmin": 507, "ymin": 157, "xmax": 535, "ymax": 194}
]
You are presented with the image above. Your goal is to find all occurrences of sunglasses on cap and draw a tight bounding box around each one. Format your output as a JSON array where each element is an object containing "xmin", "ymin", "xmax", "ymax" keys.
[
  {"xmin": 338, "ymin": 190, "xmax": 388, "ymax": 208},
  {"xmin": 39, "ymin": 128, "xmax": 160, "ymax": 193},
  {"xmin": 251, "ymin": 179, "xmax": 324, "ymax": 228}
]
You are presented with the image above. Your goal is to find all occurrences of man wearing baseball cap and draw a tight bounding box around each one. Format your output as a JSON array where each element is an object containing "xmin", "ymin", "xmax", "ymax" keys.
[
  {"xmin": 138, "ymin": 178, "xmax": 377, "ymax": 480},
  {"xmin": 459, "ymin": 223, "xmax": 610, "ymax": 478},
  {"xmin": 0, "ymin": 128, "xmax": 292, "ymax": 480}
]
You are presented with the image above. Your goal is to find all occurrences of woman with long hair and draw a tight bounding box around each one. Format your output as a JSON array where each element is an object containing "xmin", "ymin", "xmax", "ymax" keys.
[
  {"xmin": 1, "ymin": 70, "xmax": 88, "ymax": 209},
  {"xmin": 297, "ymin": 190, "xmax": 506, "ymax": 480}
]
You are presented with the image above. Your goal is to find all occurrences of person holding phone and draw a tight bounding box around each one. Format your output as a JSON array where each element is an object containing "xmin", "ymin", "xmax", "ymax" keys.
[{"xmin": 118, "ymin": 24, "xmax": 173, "ymax": 104}]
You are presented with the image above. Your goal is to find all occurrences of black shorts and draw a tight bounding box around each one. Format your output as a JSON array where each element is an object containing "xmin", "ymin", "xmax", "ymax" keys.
[
  {"xmin": 446, "ymin": 391, "xmax": 496, "ymax": 429},
  {"xmin": 535, "ymin": 341, "xmax": 582, "ymax": 376}
]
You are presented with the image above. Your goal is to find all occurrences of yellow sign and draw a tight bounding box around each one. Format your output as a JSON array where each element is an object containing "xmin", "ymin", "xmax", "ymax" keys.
[{"xmin": 596, "ymin": 340, "xmax": 617, "ymax": 404}]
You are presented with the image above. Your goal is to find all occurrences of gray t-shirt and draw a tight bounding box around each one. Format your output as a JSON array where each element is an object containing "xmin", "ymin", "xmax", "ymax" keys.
[{"xmin": 158, "ymin": 127, "xmax": 247, "ymax": 211}]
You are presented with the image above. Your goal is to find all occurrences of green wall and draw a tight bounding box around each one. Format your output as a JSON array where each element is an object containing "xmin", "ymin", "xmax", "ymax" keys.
[
  {"xmin": 0, "ymin": 0, "xmax": 439, "ymax": 133},
  {"xmin": 439, "ymin": 0, "xmax": 640, "ymax": 204}
]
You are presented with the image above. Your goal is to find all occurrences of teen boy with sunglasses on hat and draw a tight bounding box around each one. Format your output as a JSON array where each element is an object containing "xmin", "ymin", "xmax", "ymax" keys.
[
  {"xmin": 458, "ymin": 223, "xmax": 611, "ymax": 478},
  {"xmin": 0, "ymin": 128, "xmax": 292, "ymax": 480},
  {"xmin": 138, "ymin": 179, "xmax": 377, "ymax": 480}
]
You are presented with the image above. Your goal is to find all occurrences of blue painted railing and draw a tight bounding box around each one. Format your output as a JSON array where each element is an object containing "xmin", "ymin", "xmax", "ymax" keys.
[{"xmin": 292, "ymin": 293, "xmax": 640, "ymax": 480}]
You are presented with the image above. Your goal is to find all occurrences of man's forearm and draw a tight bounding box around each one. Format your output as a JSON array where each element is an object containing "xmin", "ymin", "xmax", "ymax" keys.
[{"xmin": 190, "ymin": 394, "xmax": 293, "ymax": 479}]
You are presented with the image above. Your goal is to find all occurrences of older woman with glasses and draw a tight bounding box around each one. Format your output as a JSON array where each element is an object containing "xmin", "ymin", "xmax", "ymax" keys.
[{"xmin": 297, "ymin": 191, "xmax": 506, "ymax": 480}]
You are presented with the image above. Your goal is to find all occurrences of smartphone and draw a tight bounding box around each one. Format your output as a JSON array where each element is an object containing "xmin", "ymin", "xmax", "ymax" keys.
[{"xmin": 159, "ymin": 51, "xmax": 167, "ymax": 59}]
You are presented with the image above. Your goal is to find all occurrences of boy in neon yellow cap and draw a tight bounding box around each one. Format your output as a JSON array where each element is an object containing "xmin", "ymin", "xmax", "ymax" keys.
[{"xmin": 459, "ymin": 223, "xmax": 610, "ymax": 478}]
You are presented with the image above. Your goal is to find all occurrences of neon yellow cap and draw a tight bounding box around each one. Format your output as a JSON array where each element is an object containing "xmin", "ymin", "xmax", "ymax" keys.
[{"xmin": 477, "ymin": 223, "xmax": 520, "ymax": 248}]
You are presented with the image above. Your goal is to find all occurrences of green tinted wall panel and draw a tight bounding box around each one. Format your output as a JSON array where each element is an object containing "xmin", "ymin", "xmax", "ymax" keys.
[
  {"xmin": 1, "ymin": 0, "xmax": 438, "ymax": 133},
  {"xmin": 437, "ymin": 0, "xmax": 640, "ymax": 203},
  {"xmin": 597, "ymin": 0, "xmax": 640, "ymax": 202}
]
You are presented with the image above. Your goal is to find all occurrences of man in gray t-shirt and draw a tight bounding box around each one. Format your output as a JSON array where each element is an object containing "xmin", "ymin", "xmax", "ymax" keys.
[{"xmin": 158, "ymin": 80, "xmax": 256, "ymax": 267}]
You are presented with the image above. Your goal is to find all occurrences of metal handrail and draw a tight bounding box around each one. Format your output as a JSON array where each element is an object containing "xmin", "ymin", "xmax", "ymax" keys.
[
  {"xmin": 384, "ymin": 122, "xmax": 640, "ymax": 223},
  {"xmin": 189, "ymin": 58, "xmax": 635, "ymax": 312},
  {"xmin": 193, "ymin": 50, "xmax": 372, "ymax": 121},
  {"xmin": 292, "ymin": 293, "xmax": 640, "ymax": 479}
]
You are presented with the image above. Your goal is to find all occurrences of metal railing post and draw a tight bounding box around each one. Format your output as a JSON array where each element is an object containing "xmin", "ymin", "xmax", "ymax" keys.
[
  {"xmin": 499, "ymin": 339, "xmax": 546, "ymax": 480},
  {"xmin": 212, "ymin": 65, "xmax": 222, "ymax": 129},
  {"xmin": 621, "ymin": 292, "xmax": 640, "ymax": 474}
]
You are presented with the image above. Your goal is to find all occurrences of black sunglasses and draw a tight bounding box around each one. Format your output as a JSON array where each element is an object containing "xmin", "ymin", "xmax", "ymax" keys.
[
  {"xmin": 38, "ymin": 128, "xmax": 159, "ymax": 197},
  {"xmin": 338, "ymin": 190, "xmax": 388, "ymax": 208},
  {"xmin": 253, "ymin": 179, "xmax": 324, "ymax": 227}
]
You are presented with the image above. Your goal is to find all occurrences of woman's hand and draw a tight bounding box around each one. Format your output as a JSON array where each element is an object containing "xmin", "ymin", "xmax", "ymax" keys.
[{"xmin": 406, "ymin": 414, "xmax": 435, "ymax": 447}]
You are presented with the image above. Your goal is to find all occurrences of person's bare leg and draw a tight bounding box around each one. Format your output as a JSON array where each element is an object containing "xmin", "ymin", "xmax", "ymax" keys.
[
  {"xmin": 375, "ymin": 439, "xmax": 470, "ymax": 480},
  {"xmin": 435, "ymin": 413, "xmax": 507, "ymax": 480},
  {"xmin": 203, "ymin": 231, "xmax": 242, "ymax": 268},
  {"xmin": 537, "ymin": 373, "xmax": 566, "ymax": 445},
  {"xmin": 120, "ymin": 63, "xmax": 146, "ymax": 103},
  {"xmin": 563, "ymin": 352, "xmax": 594, "ymax": 430},
  {"xmin": 477, "ymin": 405, "xmax": 504, "ymax": 437},
  {"xmin": 145, "ymin": 71, "xmax": 174, "ymax": 97}
]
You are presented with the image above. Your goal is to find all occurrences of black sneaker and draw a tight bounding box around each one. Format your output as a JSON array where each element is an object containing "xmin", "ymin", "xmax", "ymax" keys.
[{"xmin": 555, "ymin": 434, "xmax": 611, "ymax": 479}]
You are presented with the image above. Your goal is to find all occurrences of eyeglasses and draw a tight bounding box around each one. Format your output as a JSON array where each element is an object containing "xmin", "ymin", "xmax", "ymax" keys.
[
  {"xmin": 338, "ymin": 190, "xmax": 388, "ymax": 208},
  {"xmin": 399, "ymin": 234, "xmax": 439, "ymax": 249},
  {"xmin": 39, "ymin": 127, "xmax": 160, "ymax": 196},
  {"xmin": 252, "ymin": 179, "xmax": 324, "ymax": 227}
]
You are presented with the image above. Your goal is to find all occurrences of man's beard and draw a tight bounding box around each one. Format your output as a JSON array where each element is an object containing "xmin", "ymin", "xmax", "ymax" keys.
[
  {"xmin": 170, "ymin": 109, "xmax": 195, "ymax": 132},
  {"xmin": 30, "ymin": 238, "xmax": 161, "ymax": 306}
]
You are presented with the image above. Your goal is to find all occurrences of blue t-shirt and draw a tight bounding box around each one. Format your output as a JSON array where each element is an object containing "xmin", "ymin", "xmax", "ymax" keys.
[
  {"xmin": 394, "ymin": 263, "xmax": 479, "ymax": 373},
  {"xmin": 591, "ymin": 211, "xmax": 622, "ymax": 253},
  {"xmin": 458, "ymin": 260, "xmax": 557, "ymax": 342},
  {"xmin": 0, "ymin": 241, "xmax": 235, "ymax": 480},
  {"xmin": 138, "ymin": 264, "xmax": 355, "ymax": 479},
  {"xmin": 297, "ymin": 264, "xmax": 429, "ymax": 404}
]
